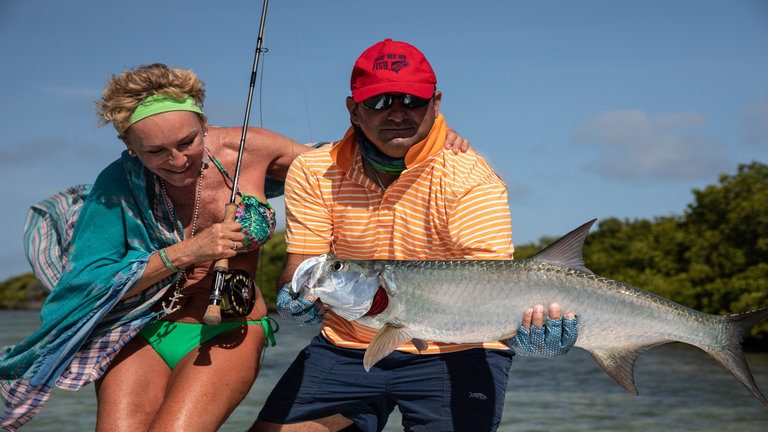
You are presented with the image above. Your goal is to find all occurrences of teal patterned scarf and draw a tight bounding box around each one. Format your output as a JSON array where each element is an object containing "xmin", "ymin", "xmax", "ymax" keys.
[{"xmin": 0, "ymin": 151, "xmax": 180, "ymax": 427}]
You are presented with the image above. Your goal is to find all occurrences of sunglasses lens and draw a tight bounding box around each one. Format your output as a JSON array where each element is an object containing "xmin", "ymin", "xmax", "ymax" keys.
[
  {"xmin": 362, "ymin": 93, "xmax": 432, "ymax": 110},
  {"xmin": 401, "ymin": 94, "xmax": 430, "ymax": 108},
  {"xmin": 362, "ymin": 94, "xmax": 392, "ymax": 110}
]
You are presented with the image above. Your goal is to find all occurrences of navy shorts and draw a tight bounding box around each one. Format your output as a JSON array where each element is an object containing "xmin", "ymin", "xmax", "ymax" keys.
[{"xmin": 257, "ymin": 335, "xmax": 514, "ymax": 432}]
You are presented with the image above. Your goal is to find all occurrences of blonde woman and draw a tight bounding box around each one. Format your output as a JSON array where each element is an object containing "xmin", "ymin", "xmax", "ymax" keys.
[{"xmin": 0, "ymin": 63, "xmax": 469, "ymax": 431}]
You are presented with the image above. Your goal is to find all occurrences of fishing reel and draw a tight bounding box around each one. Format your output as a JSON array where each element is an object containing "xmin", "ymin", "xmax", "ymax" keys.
[{"xmin": 220, "ymin": 269, "xmax": 257, "ymax": 317}]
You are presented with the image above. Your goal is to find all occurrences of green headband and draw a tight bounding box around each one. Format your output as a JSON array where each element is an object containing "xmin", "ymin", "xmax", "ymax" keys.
[{"xmin": 121, "ymin": 94, "xmax": 204, "ymax": 133}]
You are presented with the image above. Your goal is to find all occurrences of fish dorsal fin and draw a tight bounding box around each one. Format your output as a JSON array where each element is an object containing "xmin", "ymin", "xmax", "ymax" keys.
[
  {"xmin": 587, "ymin": 344, "xmax": 660, "ymax": 395},
  {"xmin": 530, "ymin": 219, "xmax": 596, "ymax": 274},
  {"xmin": 364, "ymin": 324, "xmax": 412, "ymax": 371}
]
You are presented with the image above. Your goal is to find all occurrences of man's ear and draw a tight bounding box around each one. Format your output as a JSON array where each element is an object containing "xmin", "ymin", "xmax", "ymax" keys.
[
  {"xmin": 346, "ymin": 96, "xmax": 360, "ymax": 126},
  {"xmin": 433, "ymin": 91, "xmax": 442, "ymax": 115}
]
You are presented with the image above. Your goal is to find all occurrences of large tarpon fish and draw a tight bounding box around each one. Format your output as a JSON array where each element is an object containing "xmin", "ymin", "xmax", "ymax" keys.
[{"xmin": 290, "ymin": 219, "xmax": 768, "ymax": 406}]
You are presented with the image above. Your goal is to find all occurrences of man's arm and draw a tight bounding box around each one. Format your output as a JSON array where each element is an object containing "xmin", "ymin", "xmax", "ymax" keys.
[{"xmin": 449, "ymin": 177, "xmax": 514, "ymax": 259}]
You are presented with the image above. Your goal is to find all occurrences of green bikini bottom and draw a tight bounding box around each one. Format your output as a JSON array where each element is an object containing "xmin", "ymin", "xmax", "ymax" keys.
[{"xmin": 139, "ymin": 317, "xmax": 278, "ymax": 369}]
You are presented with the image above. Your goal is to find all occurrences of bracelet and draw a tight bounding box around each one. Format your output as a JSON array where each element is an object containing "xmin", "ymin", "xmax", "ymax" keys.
[{"xmin": 158, "ymin": 248, "xmax": 180, "ymax": 273}]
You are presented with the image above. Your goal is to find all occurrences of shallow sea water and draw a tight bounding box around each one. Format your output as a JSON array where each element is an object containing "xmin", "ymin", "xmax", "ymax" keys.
[{"xmin": 2, "ymin": 310, "xmax": 766, "ymax": 431}]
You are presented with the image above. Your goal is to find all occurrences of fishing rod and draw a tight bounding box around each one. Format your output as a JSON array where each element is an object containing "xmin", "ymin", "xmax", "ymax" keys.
[{"xmin": 204, "ymin": 0, "xmax": 270, "ymax": 325}]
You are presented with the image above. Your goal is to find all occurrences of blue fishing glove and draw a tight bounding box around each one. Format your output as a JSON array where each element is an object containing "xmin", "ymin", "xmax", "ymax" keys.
[
  {"xmin": 509, "ymin": 316, "xmax": 579, "ymax": 357},
  {"xmin": 275, "ymin": 284, "xmax": 324, "ymax": 325}
]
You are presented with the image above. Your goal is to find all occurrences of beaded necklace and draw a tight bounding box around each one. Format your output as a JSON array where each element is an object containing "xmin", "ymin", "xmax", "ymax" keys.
[{"xmin": 158, "ymin": 159, "xmax": 205, "ymax": 315}]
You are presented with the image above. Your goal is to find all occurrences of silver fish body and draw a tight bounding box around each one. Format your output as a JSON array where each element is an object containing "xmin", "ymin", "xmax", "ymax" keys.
[
  {"xmin": 292, "ymin": 220, "xmax": 768, "ymax": 406},
  {"xmin": 350, "ymin": 260, "xmax": 715, "ymax": 350}
]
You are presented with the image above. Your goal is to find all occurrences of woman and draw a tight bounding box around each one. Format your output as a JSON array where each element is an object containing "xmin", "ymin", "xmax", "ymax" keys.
[
  {"xmin": 0, "ymin": 63, "xmax": 468, "ymax": 430},
  {"xmin": 90, "ymin": 63, "xmax": 304, "ymax": 430}
]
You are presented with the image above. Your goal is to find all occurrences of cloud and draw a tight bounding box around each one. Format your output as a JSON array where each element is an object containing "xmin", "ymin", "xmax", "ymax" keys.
[
  {"xmin": 0, "ymin": 137, "xmax": 114, "ymax": 167},
  {"xmin": 743, "ymin": 101, "xmax": 768, "ymax": 146},
  {"xmin": 572, "ymin": 110, "xmax": 731, "ymax": 181}
]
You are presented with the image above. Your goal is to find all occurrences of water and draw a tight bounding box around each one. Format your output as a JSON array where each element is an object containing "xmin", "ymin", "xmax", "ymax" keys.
[{"xmin": 2, "ymin": 310, "xmax": 767, "ymax": 431}]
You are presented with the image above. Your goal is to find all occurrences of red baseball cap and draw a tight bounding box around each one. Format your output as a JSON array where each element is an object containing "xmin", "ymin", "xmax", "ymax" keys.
[{"xmin": 350, "ymin": 38, "xmax": 437, "ymax": 103}]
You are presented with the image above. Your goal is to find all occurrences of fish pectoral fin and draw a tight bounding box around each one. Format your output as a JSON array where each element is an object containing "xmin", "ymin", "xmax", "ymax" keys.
[
  {"xmin": 411, "ymin": 338, "xmax": 428, "ymax": 353},
  {"xmin": 500, "ymin": 329, "xmax": 519, "ymax": 340},
  {"xmin": 587, "ymin": 344, "xmax": 656, "ymax": 395},
  {"xmin": 498, "ymin": 329, "xmax": 520, "ymax": 348},
  {"xmin": 364, "ymin": 324, "xmax": 412, "ymax": 372}
]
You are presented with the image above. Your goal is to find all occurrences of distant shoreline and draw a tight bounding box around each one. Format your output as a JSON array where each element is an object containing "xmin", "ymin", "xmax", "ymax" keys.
[
  {"xmin": 0, "ymin": 303, "xmax": 44, "ymax": 311},
  {"xmin": 0, "ymin": 272, "xmax": 47, "ymax": 310}
]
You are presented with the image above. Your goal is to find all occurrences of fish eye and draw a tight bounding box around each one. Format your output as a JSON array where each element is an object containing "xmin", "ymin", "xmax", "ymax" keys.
[{"xmin": 330, "ymin": 261, "xmax": 343, "ymax": 272}]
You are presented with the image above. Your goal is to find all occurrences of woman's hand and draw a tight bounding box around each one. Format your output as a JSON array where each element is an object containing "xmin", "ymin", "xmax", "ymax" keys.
[
  {"xmin": 178, "ymin": 220, "xmax": 246, "ymax": 264},
  {"xmin": 121, "ymin": 221, "xmax": 245, "ymax": 299},
  {"xmin": 444, "ymin": 127, "xmax": 471, "ymax": 154}
]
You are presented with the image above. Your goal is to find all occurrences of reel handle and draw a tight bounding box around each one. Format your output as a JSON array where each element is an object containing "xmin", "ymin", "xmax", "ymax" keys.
[
  {"xmin": 203, "ymin": 304, "xmax": 223, "ymax": 325},
  {"xmin": 203, "ymin": 203, "xmax": 238, "ymax": 325}
]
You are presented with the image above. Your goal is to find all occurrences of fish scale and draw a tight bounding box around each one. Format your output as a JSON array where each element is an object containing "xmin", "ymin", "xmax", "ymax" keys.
[{"xmin": 292, "ymin": 219, "xmax": 768, "ymax": 406}]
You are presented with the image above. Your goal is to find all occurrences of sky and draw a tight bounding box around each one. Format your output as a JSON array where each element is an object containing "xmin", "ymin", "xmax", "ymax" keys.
[{"xmin": 0, "ymin": 0, "xmax": 766, "ymax": 281}]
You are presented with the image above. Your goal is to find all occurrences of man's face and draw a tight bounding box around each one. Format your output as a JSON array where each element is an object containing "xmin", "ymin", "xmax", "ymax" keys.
[{"xmin": 347, "ymin": 91, "xmax": 442, "ymax": 158}]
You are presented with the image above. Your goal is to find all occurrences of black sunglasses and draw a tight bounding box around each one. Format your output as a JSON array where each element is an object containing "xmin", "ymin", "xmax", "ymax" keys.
[{"xmin": 362, "ymin": 93, "xmax": 432, "ymax": 110}]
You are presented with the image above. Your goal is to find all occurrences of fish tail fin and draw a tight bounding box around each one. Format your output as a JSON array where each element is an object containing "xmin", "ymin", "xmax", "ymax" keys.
[{"xmin": 703, "ymin": 307, "xmax": 768, "ymax": 407}]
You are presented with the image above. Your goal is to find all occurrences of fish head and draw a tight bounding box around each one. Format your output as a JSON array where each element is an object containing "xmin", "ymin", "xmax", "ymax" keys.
[{"xmin": 290, "ymin": 254, "xmax": 382, "ymax": 321}]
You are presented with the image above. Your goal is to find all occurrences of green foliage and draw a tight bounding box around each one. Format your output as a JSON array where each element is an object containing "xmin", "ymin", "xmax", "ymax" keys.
[
  {"xmin": 0, "ymin": 273, "xmax": 47, "ymax": 309},
  {"xmin": 516, "ymin": 162, "xmax": 768, "ymax": 349},
  {"xmin": 254, "ymin": 230, "xmax": 287, "ymax": 309},
  {"xmin": 512, "ymin": 243, "xmax": 540, "ymax": 260}
]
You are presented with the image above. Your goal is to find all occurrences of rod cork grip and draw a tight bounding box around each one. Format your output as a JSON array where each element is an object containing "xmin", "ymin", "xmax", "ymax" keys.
[
  {"xmin": 203, "ymin": 304, "xmax": 222, "ymax": 325},
  {"xmin": 212, "ymin": 203, "xmax": 240, "ymax": 270}
]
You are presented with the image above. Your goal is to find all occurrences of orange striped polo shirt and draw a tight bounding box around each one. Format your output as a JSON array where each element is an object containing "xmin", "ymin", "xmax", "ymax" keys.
[{"xmin": 284, "ymin": 114, "xmax": 514, "ymax": 353}]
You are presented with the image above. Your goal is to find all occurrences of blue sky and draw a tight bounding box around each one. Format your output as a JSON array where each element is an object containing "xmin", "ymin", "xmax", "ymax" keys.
[{"xmin": 1, "ymin": 0, "xmax": 766, "ymax": 280}]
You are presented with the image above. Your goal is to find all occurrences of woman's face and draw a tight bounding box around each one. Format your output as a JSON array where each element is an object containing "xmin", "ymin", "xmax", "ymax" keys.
[{"xmin": 124, "ymin": 111, "xmax": 207, "ymax": 188}]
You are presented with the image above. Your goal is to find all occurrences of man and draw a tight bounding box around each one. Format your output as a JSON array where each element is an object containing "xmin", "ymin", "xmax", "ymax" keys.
[{"xmin": 253, "ymin": 38, "xmax": 578, "ymax": 432}]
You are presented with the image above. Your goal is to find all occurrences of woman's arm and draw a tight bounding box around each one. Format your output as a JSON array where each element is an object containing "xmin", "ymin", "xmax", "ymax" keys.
[
  {"xmin": 120, "ymin": 219, "xmax": 245, "ymax": 298},
  {"xmin": 242, "ymin": 125, "xmax": 470, "ymax": 182},
  {"xmin": 241, "ymin": 127, "xmax": 313, "ymax": 181}
]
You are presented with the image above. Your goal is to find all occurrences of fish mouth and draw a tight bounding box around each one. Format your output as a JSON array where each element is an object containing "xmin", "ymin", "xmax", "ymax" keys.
[
  {"xmin": 290, "ymin": 255, "xmax": 328, "ymax": 296},
  {"xmin": 290, "ymin": 255, "xmax": 380, "ymax": 321}
]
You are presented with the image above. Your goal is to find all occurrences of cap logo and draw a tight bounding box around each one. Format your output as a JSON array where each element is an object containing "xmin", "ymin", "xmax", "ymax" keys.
[{"xmin": 373, "ymin": 53, "xmax": 409, "ymax": 74}]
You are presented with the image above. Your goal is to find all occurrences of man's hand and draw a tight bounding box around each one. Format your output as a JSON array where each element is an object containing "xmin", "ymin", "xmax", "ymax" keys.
[
  {"xmin": 275, "ymin": 284, "xmax": 324, "ymax": 325},
  {"xmin": 508, "ymin": 303, "xmax": 579, "ymax": 357}
]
